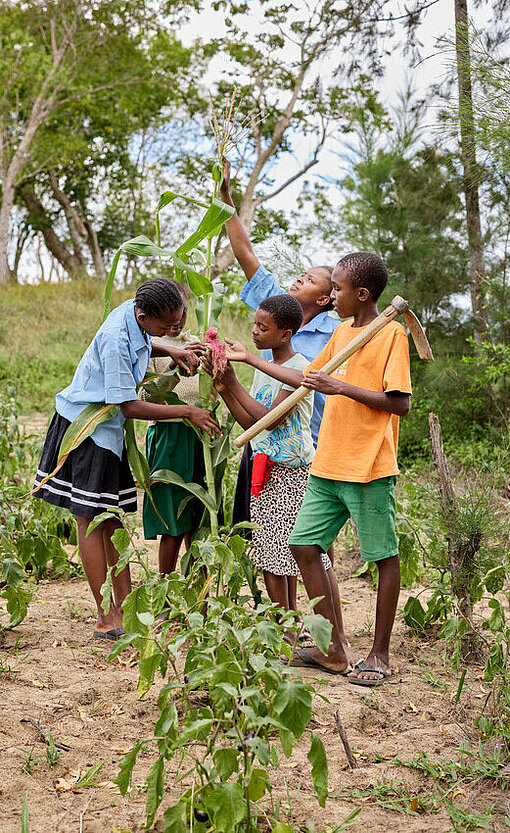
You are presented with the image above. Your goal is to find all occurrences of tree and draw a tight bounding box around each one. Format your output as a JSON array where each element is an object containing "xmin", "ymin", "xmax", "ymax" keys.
[
  {"xmin": 453, "ymin": 0, "xmax": 488, "ymax": 341},
  {"xmin": 306, "ymin": 93, "xmax": 468, "ymax": 334},
  {"xmin": 0, "ymin": 0, "xmax": 194, "ymax": 283},
  {"xmin": 163, "ymin": 0, "xmax": 433, "ymax": 277}
]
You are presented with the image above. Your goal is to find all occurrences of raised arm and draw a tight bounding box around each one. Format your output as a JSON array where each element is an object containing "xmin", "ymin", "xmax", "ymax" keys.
[{"xmin": 219, "ymin": 160, "xmax": 260, "ymax": 280}]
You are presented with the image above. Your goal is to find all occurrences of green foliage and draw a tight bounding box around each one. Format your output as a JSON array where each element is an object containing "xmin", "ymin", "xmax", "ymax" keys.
[
  {"xmin": 101, "ymin": 512, "xmax": 330, "ymax": 831},
  {"xmin": 0, "ymin": 388, "xmax": 79, "ymax": 629}
]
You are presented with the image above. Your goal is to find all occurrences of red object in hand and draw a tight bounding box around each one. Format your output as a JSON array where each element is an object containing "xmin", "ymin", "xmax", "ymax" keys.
[{"xmin": 205, "ymin": 327, "xmax": 227, "ymax": 376}]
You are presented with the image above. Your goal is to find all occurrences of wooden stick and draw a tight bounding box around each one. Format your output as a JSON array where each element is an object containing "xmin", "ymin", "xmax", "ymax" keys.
[
  {"xmin": 234, "ymin": 295, "xmax": 408, "ymax": 448},
  {"xmin": 334, "ymin": 710, "xmax": 358, "ymax": 770}
]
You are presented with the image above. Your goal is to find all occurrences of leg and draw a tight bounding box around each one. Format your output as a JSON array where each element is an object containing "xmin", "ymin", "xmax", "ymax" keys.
[
  {"xmin": 327, "ymin": 543, "xmax": 335, "ymax": 566},
  {"xmin": 288, "ymin": 575, "xmax": 298, "ymax": 611},
  {"xmin": 103, "ymin": 518, "xmax": 131, "ymax": 610},
  {"xmin": 346, "ymin": 477, "xmax": 400, "ymax": 683},
  {"xmin": 158, "ymin": 533, "xmax": 185, "ymax": 574},
  {"xmin": 349, "ymin": 554, "xmax": 400, "ymax": 682},
  {"xmin": 263, "ymin": 571, "xmax": 290, "ymax": 610},
  {"xmin": 290, "ymin": 544, "xmax": 349, "ymax": 672},
  {"xmin": 76, "ymin": 515, "xmax": 124, "ymax": 633}
]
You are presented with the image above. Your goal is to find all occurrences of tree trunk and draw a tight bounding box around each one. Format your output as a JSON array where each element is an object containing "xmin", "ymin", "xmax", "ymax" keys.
[
  {"xmin": 49, "ymin": 171, "xmax": 107, "ymax": 279},
  {"xmin": 428, "ymin": 412, "xmax": 484, "ymax": 662},
  {"xmin": 20, "ymin": 183, "xmax": 87, "ymax": 278},
  {"xmin": 454, "ymin": 0, "xmax": 488, "ymax": 342},
  {"xmin": 0, "ymin": 173, "xmax": 16, "ymax": 284}
]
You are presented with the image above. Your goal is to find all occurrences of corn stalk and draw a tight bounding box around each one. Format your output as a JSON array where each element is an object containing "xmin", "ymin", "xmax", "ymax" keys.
[{"xmin": 46, "ymin": 164, "xmax": 234, "ymax": 538}]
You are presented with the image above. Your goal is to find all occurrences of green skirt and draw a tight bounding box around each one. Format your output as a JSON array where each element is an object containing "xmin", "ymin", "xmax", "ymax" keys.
[{"xmin": 143, "ymin": 421, "xmax": 205, "ymax": 539}]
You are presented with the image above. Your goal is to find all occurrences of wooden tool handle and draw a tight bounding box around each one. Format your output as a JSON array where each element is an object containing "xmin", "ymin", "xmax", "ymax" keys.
[{"xmin": 233, "ymin": 296, "xmax": 407, "ymax": 449}]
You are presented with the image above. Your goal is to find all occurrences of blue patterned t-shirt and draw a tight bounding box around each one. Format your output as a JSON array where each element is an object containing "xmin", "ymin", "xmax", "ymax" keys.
[{"xmin": 249, "ymin": 353, "xmax": 314, "ymax": 467}]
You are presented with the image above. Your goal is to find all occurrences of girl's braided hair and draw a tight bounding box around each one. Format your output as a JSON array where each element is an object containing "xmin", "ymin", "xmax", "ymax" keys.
[{"xmin": 134, "ymin": 278, "xmax": 184, "ymax": 317}]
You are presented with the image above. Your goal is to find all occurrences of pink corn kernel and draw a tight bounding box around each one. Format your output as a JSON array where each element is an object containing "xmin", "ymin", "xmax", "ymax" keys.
[{"xmin": 205, "ymin": 327, "xmax": 227, "ymax": 376}]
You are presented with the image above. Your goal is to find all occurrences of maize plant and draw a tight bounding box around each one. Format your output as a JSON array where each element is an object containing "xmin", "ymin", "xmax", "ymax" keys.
[{"xmin": 43, "ymin": 158, "xmax": 234, "ymax": 538}]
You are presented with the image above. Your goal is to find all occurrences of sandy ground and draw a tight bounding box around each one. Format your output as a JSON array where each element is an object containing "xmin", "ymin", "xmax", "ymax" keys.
[{"xmin": 1, "ymin": 528, "xmax": 507, "ymax": 833}]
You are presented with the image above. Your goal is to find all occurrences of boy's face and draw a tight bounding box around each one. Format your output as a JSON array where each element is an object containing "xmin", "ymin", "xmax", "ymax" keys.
[
  {"xmin": 252, "ymin": 308, "xmax": 291, "ymax": 350},
  {"xmin": 330, "ymin": 267, "xmax": 362, "ymax": 319},
  {"xmin": 289, "ymin": 267, "xmax": 331, "ymax": 308},
  {"xmin": 136, "ymin": 305, "xmax": 185, "ymax": 337}
]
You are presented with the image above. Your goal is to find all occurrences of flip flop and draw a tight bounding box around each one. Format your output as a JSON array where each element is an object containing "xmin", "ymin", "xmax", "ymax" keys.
[
  {"xmin": 290, "ymin": 647, "xmax": 352, "ymax": 676},
  {"xmin": 348, "ymin": 660, "xmax": 390, "ymax": 688},
  {"xmin": 93, "ymin": 627, "xmax": 125, "ymax": 641}
]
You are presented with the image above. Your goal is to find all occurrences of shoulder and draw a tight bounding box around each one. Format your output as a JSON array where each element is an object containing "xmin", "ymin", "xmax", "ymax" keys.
[{"xmin": 287, "ymin": 353, "xmax": 308, "ymax": 370}]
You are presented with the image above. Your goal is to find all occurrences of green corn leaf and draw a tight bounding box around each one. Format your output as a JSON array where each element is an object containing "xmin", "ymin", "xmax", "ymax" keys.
[
  {"xmin": 33, "ymin": 403, "xmax": 119, "ymax": 493},
  {"xmin": 172, "ymin": 253, "xmax": 213, "ymax": 296},
  {"xmin": 176, "ymin": 199, "xmax": 235, "ymax": 258},
  {"xmin": 21, "ymin": 789, "xmax": 29, "ymax": 833},
  {"xmin": 103, "ymin": 248, "xmax": 122, "ymax": 321},
  {"xmin": 121, "ymin": 234, "xmax": 172, "ymax": 258},
  {"xmin": 123, "ymin": 419, "xmax": 168, "ymax": 531},
  {"xmin": 151, "ymin": 468, "xmax": 218, "ymax": 515},
  {"xmin": 308, "ymin": 732, "xmax": 328, "ymax": 807},
  {"xmin": 156, "ymin": 191, "xmax": 208, "ymax": 247},
  {"xmin": 156, "ymin": 190, "xmax": 208, "ymax": 214}
]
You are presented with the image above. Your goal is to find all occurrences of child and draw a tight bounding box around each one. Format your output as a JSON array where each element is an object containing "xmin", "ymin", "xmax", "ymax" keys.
[
  {"xmin": 208, "ymin": 294, "xmax": 334, "ymax": 613},
  {"xmin": 142, "ymin": 298, "xmax": 205, "ymax": 573},
  {"xmin": 33, "ymin": 278, "xmax": 220, "ymax": 640},
  {"xmin": 255, "ymin": 252, "xmax": 412, "ymax": 681}
]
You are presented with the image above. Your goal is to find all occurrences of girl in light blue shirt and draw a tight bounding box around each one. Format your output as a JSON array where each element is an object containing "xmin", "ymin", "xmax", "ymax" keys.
[{"xmin": 34, "ymin": 278, "xmax": 220, "ymax": 641}]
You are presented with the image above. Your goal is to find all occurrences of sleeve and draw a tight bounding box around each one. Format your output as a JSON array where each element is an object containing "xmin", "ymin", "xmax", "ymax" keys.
[
  {"xmin": 302, "ymin": 335, "xmax": 335, "ymax": 376},
  {"xmin": 239, "ymin": 264, "xmax": 285, "ymax": 310},
  {"xmin": 383, "ymin": 328, "xmax": 412, "ymax": 394},
  {"xmin": 100, "ymin": 330, "xmax": 139, "ymax": 404}
]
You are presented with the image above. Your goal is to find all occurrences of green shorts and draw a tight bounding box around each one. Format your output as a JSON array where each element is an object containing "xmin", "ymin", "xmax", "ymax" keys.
[{"xmin": 288, "ymin": 474, "xmax": 398, "ymax": 562}]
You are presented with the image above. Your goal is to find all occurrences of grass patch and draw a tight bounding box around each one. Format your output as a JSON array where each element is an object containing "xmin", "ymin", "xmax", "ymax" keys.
[{"xmin": 0, "ymin": 281, "xmax": 255, "ymax": 415}]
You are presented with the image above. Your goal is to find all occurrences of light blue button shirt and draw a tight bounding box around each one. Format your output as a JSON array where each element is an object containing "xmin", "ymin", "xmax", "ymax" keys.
[
  {"xmin": 55, "ymin": 299, "xmax": 151, "ymax": 458},
  {"xmin": 240, "ymin": 264, "xmax": 340, "ymax": 445}
]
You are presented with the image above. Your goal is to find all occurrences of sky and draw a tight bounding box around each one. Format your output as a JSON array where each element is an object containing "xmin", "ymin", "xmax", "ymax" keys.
[
  {"xmin": 16, "ymin": 0, "xmax": 496, "ymax": 282},
  {"xmin": 176, "ymin": 0, "xmax": 464, "ymax": 213}
]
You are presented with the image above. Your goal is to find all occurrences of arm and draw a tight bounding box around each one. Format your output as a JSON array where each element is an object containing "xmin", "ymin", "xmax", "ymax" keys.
[
  {"xmin": 150, "ymin": 341, "xmax": 206, "ymax": 374},
  {"xmin": 224, "ymin": 339, "xmax": 304, "ymax": 388},
  {"xmin": 302, "ymin": 371, "xmax": 411, "ymax": 416},
  {"xmin": 120, "ymin": 400, "xmax": 221, "ymax": 438},
  {"xmin": 213, "ymin": 362, "xmax": 294, "ymax": 430},
  {"xmin": 219, "ymin": 159, "xmax": 260, "ymax": 280}
]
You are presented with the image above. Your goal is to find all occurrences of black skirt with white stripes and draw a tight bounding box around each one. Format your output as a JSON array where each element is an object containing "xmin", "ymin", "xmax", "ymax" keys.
[{"xmin": 33, "ymin": 412, "xmax": 138, "ymax": 519}]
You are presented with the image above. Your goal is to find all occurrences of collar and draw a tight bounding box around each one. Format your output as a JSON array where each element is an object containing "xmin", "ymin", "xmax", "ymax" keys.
[
  {"xmin": 301, "ymin": 310, "xmax": 336, "ymax": 334},
  {"xmin": 126, "ymin": 300, "xmax": 151, "ymax": 351}
]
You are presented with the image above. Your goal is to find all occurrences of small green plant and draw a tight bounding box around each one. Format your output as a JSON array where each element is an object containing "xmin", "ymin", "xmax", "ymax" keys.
[
  {"xmin": 21, "ymin": 788, "xmax": 29, "ymax": 833},
  {"xmin": 74, "ymin": 762, "xmax": 105, "ymax": 788},
  {"xmin": 45, "ymin": 735, "xmax": 63, "ymax": 767},
  {"xmin": 343, "ymin": 780, "xmax": 438, "ymax": 816},
  {"xmin": 17, "ymin": 747, "xmax": 40, "ymax": 774}
]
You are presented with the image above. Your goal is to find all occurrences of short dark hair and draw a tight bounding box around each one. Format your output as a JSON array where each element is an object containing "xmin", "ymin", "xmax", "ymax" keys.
[
  {"xmin": 259, "ymin": 294, "xmax": 303, "ymax": 335},
  {"xmin": 135, "ymin": 278, "xmax": 184, "ymax": 317},
  {"xmin": 315, "ymin": 265, "xmax": 334, "ymax": 310},
  {"xmin": 336, "ymin": 252, "xmax": 388, "ymax": 301}
]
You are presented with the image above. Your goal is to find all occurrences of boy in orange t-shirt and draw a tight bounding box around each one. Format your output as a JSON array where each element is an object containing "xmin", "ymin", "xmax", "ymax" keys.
[{"xmin": 287, "ymin": 252, "xmax": 412, "ymax": 684}]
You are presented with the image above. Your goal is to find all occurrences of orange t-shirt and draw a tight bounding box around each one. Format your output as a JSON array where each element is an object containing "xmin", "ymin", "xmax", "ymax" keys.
[{"xmin": 305, "ymin": 320, "xmax": 412, "ymax": 483}]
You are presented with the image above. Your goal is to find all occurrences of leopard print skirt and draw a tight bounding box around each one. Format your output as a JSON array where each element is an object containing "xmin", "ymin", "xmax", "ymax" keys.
[{"xmin": 250, "ymin": 463, "xmax": 332, "ymax": 576}]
